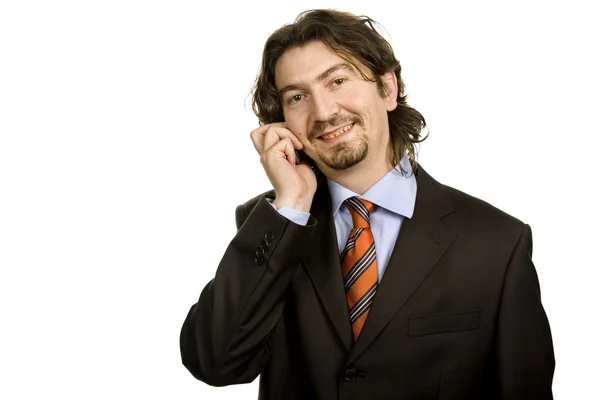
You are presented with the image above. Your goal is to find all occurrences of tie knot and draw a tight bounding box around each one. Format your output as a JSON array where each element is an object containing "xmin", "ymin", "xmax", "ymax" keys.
[{"xmin": 344, "ymin": 197, "xmax": 375, "ymax": 228}]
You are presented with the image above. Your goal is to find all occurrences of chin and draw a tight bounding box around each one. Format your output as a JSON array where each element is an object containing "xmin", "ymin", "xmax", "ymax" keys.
[{"xmin": 320, "ymin": 148, "xmax": 368, "ymax": 171}]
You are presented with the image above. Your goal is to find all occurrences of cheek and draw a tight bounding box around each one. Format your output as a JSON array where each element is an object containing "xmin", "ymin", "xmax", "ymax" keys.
[
  {"xmin": 287, "ymin": 122, "xmax": 307, "ymax": 140},
  {"xmin": 343, "ymin": 90, "xmax": 369, "ymax": 115},
  {"xmin": 282, "ymin": 120, "xmax": 311, "ymax": 149},
  {"xmin": 283, "ymin": 111, "xmax": 309, "ymax": 138},
  {"xmin": 348, "ymin": 91, "xmax": 362, "ymax": 103}
]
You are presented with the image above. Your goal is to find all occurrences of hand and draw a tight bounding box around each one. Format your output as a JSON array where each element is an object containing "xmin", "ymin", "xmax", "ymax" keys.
[{"xmin": 250, "ymin": 122, "xmax": 317, "ymax": 212}]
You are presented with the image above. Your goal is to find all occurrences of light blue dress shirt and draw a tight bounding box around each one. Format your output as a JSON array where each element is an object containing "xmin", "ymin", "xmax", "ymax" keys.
[{"xmin": 271, "ymin": 154, "xmax": 417, "ymax": 282}]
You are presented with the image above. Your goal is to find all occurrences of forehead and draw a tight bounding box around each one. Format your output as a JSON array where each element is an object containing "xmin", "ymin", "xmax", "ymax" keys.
[{"xmin": 274, "ymin": 41, "xmax": 360, "ymax": 89}]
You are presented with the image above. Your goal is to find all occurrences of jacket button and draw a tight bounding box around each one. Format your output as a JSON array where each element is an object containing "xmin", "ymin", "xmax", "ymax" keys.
[
  {"xmin": 256, "ymin": 247, "xmax": 265, "ymax": 257},
  {"xmin": 344, "ymin": 368, "xmax": 356, "ymax": 382},
  {"xmin": 264, "ymin": 232, "xmax": 275, "ymax": 242},
  {"xmin": 255, "ymin": 256, "xmax": 265, "ymax": 265},
  {"xmin": 260, "ymin": 239, "xmax": 269, "ymax": 250}
]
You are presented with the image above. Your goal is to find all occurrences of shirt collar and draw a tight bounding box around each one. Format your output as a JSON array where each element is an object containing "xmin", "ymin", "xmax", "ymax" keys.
[{"xmin": 327, "ymin": 153, "xmax": 417, "ymax": 219}]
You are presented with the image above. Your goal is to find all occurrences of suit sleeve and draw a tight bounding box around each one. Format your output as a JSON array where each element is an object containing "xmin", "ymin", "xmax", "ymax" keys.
[
  {"xmin": 496, "ymin": 223, "xmax": 555, "ymax": 399},
  {"xmin": 180, "ymin": 196, "xmax": 317, "ymax": 386}
]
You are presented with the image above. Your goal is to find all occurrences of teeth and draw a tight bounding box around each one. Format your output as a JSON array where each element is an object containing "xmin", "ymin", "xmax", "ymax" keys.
[{"xmin": 321, "ymin": 123, "xmax": 353, "ymax": 140}]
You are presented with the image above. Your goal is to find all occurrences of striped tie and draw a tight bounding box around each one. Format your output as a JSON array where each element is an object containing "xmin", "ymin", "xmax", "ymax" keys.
[{"xmin": 341, "ymin": 197, "xmax": 378, "ymax": 341}]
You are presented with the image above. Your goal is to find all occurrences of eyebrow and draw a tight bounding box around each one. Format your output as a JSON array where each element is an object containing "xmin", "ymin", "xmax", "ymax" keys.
[{"xmin": 278, "ymin": 62, "xmax": 354, "ymax": 98}]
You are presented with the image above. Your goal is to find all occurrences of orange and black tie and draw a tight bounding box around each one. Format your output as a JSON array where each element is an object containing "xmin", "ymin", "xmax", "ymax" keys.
[{"xmin": 341, "ymin": 197, "xmax": 378, "ymax": 341}]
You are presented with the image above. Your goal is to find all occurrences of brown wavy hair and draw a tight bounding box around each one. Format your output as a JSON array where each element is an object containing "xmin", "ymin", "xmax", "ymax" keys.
[{"xmin": 251, "ymin": 9, "xmax": 428, "ymax": 174}]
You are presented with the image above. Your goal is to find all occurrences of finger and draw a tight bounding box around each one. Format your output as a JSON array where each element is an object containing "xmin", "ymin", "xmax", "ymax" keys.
[
  {"xmin": 280, "ymin": 129, "xmax": 303, "ymax": 149},
  {"xmin": 262, "ymin": 126, "xmax": 303, "ymax": 152},
  {"xmin": 250, "ymin": 122, "xmax": 288, "ymax": 154},
  {"xmin": 250, "ymin": 131, "xmax": 263, "ymax": 154},
  {"xmin": 284, "ymin": 140, "xmax": 296, "ymax": 166},
  {"xmin": 250, "ymin": 121, "xmax": 287, "ymax": 138},
  {"xmin": 262, "ymin": 128, "xmax": 282, "ymax": 153},
  {"xmin": 263, "ymin": 137, "xmax": 296, "ymax": 166}
]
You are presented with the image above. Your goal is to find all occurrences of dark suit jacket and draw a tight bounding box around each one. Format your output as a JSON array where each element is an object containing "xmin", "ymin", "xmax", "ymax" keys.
[{"xmin": 180, "ymin": 164, "xmax": 555, "ymax": 399}]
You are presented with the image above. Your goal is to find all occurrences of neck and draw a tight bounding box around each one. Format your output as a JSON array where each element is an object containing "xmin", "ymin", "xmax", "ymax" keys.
[{"xmin": 324, "ymin": 156, "xmax": 394, "ymax": 195}]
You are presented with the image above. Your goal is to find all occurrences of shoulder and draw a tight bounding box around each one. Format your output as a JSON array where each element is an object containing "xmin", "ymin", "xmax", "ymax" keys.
[
  {"xmin": 447, "ymin": 184, "xmax": 523, "ymax": 225},
  {"xmin": 416, "ymin": 167, "xmax": 535, "ymax": 272},
  {"xmin": 417, "ymin": 165, "xmax": 528, "ymax": 244},
  {"xmin": 442, "ymin": 183, "xmax": 531, "ymax": 253}
]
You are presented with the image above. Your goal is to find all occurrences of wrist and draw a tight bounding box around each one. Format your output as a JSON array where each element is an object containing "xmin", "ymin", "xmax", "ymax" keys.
[{"xmin": 273, "ymin": 196, "xmax": 312, "ymax": 213}]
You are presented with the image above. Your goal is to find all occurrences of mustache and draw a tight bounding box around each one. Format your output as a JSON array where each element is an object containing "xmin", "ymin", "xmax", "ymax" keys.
[{"xmin": 309, "ymin": 114, "xmax": 363, "ymax": 139}]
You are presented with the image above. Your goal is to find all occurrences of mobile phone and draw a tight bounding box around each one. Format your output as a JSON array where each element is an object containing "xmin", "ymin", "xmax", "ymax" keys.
[
  {"xmin": 295, "ymin": 149, "xmax": 321, "ymax": 176},
  {"xmin": 295, "ymin": 149, "xmax": 313, "ymax": 165}
]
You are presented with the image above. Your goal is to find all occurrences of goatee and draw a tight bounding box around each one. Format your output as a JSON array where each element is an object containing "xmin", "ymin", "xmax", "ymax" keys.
[{"xmin": 317, "ymin": 135, "xmax": 368, "ymax": 171}]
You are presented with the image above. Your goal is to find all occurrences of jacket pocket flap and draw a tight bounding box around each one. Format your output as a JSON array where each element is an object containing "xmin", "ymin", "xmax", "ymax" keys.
[{"xmin": 408, "ymin": 308, "xmax": 482, "ymax": 337}]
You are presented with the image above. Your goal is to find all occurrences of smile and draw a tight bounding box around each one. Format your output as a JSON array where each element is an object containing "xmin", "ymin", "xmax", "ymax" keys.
[{"xmin": 319, "ymin": 123, "xmax": 354, "ymax": 140}]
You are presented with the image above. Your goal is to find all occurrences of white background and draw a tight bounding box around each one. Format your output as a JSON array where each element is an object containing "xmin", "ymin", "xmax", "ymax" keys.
[{"xmin": 1, "ymin": 1, "xmax": 598, "ymax": 398}]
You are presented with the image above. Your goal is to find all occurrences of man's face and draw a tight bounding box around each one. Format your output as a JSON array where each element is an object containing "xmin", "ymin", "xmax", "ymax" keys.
[{"xmin": 275, "ymin": 41, "xmax": 398, "ymax": 172}]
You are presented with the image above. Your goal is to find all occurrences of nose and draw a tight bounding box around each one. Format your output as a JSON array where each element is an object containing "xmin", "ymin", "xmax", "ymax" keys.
[{"xmin": 310, "ymin": 89, "xmax": 340, "ymax": 123}]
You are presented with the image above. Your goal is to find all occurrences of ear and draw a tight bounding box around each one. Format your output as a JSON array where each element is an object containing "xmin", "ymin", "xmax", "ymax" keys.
[{"xmin": 381, "ymin": 71, "xmax": 398, "ymax": 112}]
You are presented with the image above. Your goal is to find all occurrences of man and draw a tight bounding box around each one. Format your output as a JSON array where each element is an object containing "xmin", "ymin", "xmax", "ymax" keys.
[{"xmin": 180, "ymin": 9, "xmax": 555, "ymax": 399}]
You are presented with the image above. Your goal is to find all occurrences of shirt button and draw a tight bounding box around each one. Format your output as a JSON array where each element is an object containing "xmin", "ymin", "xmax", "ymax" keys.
[{"xmin": 344, "ymin": 368, "xmax": 356, "ymax": 382}]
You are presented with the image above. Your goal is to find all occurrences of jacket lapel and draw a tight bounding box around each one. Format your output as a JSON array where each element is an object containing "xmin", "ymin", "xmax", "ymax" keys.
[
  {"xmin": 347, "ymin": 165, "xmax": 457, "ymax": 362},
  {"xmin": 300, "ymin": 165, "xmax": 457, "ymax": 357},
  {"xmin": 301, "ymin": 178, "xmax": 354, "ymax": 352}
]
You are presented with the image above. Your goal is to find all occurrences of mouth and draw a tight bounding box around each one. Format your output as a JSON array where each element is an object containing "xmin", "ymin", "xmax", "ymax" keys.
[{"xmin": 317, "ymin": 123, "xmax": 355, "ymax": 142}]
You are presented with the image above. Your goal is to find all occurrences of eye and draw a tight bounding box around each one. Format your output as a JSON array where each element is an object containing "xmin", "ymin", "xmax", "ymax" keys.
[
  {"xmin": 288, "ymin": 94, "xmax": 304, "ymax": 104},
  {"xmin": 332, "ymin": 78, "xmax": 346, "ymax": 86}
]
